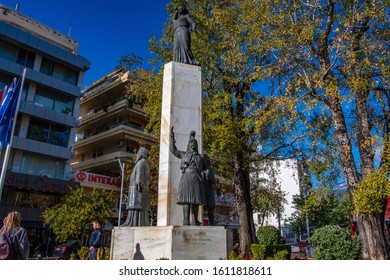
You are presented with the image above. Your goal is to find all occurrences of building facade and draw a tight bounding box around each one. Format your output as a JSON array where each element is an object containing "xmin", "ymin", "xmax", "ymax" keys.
[
  {"xmin": 0, "ymin": 4, "xmax": 90, "ymax": 251},
  {"xmin": 71, "ymin": 68, "xmax": 156, "ymax": 225},
  {"xmin": 251, "ymin": 158, "xmax": 309, "ymax": 242}
]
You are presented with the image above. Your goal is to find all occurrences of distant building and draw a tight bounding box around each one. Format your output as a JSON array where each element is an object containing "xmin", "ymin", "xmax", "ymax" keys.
[
  {"xmin": 0, "ymin": 4, "xmax": 90, "ymax": 245},
  {"xmin": 71, "ymin": 68, "xmax": 156, "ymax": 224},
  {"xmin": 251, "ymin": 158, "xmax": 308, "ymax": 240}
]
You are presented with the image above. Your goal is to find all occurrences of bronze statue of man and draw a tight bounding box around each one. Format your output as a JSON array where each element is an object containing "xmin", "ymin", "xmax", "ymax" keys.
[
  {"xmin": 172, "ymin": 6, "xmax": 200, "ymax": 66},
  {"xmin": 122, "ymin": 147, "xmax": 150, "ymax": 227},
  {"xmin": 170, "ymin": 127, "xmax": 206, "ymax": 225},
  {"xmin": 202, "ymin": 154, "xmax": 218, "ymax": 226}
]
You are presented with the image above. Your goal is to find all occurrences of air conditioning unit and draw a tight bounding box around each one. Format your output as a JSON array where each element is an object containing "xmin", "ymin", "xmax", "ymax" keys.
[{"xmin": 117, "ymin": 140, "xmax": 124, "ymax": 147}]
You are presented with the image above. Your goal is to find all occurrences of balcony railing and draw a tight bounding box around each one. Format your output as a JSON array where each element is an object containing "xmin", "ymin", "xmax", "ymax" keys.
[{"xmin": 75, "ymin": 122, "xmax": 145, "ymax": 143}]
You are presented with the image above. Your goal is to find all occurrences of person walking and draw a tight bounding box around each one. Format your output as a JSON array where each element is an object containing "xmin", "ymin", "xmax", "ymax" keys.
[
  {"xmin": 88, "ymin": 219, "xmax": 103, "ymax": 260},
  {"xmin": 0, "ymin": 211, "xmax": 30, "ymax": 259}
]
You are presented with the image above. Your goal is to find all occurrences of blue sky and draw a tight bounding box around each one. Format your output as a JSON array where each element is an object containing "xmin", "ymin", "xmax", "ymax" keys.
[{"xmin": 1, "ymin": 0, "xmax": 171, "ymax": 88}]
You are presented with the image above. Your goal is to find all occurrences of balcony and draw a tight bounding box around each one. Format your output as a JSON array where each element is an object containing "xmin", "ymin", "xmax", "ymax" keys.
[
  {"xmin": 78, "ymin": 97, "xmax": 145, "ymax": 126},
  {"xmin": 81, "ymin": 70, "xmax": 132, "ymax": 103},
  {"xmin": 71, "ymin": 151, "xmax": 134, "ymax": 172},
  {"xmin": 75, "ymin": 122, "xmax": 152, "ymax": 146}
]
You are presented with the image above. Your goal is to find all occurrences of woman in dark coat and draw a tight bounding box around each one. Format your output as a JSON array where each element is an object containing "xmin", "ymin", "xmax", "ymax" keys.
[
  {"xmin": 1, "ymin": 211, "xmax": 30, "ymax": 259},
  {"xmin": 170, "ymin": 127, "xmax": 206, "ymax": 225},
  {"xmin": 172, "ymin": 6, "xmax": 200, "ymax": 66}
]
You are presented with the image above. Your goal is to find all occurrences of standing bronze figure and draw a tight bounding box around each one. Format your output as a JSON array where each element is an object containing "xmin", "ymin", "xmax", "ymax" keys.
[
  {"xmin": 122, "ymin": 147, "xmax": 150, "ymax": 227},
  {"xmin": 172, "ymin": 6, "xmax": 200, "ymax": 66},
  {"xmin": 170, "ymin": 127, "xmax": 206, "ymax": 225},
  {"xmin": 202, "ymin": 154, "xmax": 218, "ymax": 226}
]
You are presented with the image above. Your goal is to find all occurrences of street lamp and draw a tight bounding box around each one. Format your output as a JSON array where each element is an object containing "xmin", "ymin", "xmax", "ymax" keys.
[{"xmin": 116, "ymin": 156, "xmax": 131, "ymax": 226}]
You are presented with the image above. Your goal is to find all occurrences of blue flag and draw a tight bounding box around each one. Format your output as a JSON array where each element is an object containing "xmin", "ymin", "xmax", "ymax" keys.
[{"xmin": 0, "ymin": 78, "xmax": 21, "ymax": 150}]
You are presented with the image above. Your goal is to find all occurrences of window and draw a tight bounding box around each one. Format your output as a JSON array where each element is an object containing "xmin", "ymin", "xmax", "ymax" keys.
[
  {"xmin": 20, "ymin": 152, "xmax": 66, "ymax": 179},
  {"xmin": 34, "ymin": 86, "xmax": 54, "ymax": 109},
  {"xmin": 40, "ymin": 57, "xmax": 54, "ymax": 76},
  {"xmin": 48, "ymin": 123, "xmax": 69, "ymax": 147},
  {"xmin": 40, "ymin": 57, "xmax": 79, "ymax": 85},
  {"xmin": 27, "ymin": 118, "xmax": 49, "ymax": 143},
  {"xmin": 14, "ymin": 190, "xmax": 60, "ymax": 208},
  {"xmin": 16, "ymin": 49, "xmax": 35, "ymax": 69},
  {"xmin": 26, "ymin": 118, "xmax": 70, "ymax": 147},
  {"xmin": 34, "ymin": 86, "xmax": 74, "ymax": 115},
  {"xmin": 0, "ymin": 39, "xmax": 17, "ymax": 61}
]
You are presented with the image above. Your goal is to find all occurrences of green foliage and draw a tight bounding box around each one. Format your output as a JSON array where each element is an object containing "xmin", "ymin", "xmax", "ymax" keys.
[
  {"xmin": 353, "ymin": 166, "xmax": 390, "ymax": 216},
  {"xmin": 304, "ymin": 188, "xmax": 352, "ymax": 228},
  {"xmin": 251, "ymin": 162, "xmax": 287, "ymax": 227},
  {"xmin": 251, "ymin": 244, "xmax": 291, "ymax": 260},
  {"xmin": 77, "ymin": 246, "xmax": 110, "ymax": 260},
  {"xmin": 77, "ymin": 246, "xmax": 90, "ymax": 260},
  {"xmin": 310, "ymin": 225, "xmax": 362, "ymax": 260},
  {"xmin": 227, "ymin": 250, "xmax": 241, "ymax": 260},
  {"xmin": 42, "ymin": 187, "xmax": 114, "ymax": 243},
  {"xmin": 269, "ymin": 250, "xmax": 289, "ymax": 260},
  {"xmin": 256, "ymin": 225, "xmax": 280, "ymax": 244},
  {"xmin": 117, "ymin": 52, "xmax": 143, "ymax": 71}
]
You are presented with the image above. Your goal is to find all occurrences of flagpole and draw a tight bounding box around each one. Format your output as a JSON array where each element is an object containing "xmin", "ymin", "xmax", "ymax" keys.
[{"xmin": 0, "ymin": 68, "xmax": 26, "ymax": 202}]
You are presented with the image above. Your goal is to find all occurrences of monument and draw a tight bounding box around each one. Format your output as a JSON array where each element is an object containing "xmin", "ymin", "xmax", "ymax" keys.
[{"xmin": 110, "ymin": 6, "xmax": 228, "ymax": 260}]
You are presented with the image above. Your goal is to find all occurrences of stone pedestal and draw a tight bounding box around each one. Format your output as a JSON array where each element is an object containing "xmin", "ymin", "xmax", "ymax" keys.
[
  {"xmin": 110, "ymin": 62, "xmax": 229, "ymax": 260},
  {"xmin": 157, "ymin": 62, "xmax": 203, "ymax": 226},
  {"xmin": 110, "ymin": 226, "xmax": 228, "ymax": 260}
]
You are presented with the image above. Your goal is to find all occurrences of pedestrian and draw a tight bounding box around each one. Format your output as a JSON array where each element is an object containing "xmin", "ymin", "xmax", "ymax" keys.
[
  {"xmin": 88, "ymin": 219, "xmax": 103, "ymax": 260},
  {"xmin": 0, "ymin": 211, "xmax": 30, "ymax": 259}
]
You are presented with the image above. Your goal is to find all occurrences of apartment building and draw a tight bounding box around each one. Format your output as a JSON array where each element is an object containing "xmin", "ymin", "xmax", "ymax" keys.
[
  {"xmin": 0, "ymin": 4, "xmax": 90, "ymax": 240},
  {"xmin": 72, "ymin": 68, "xmax": 156, "ymax": 223}
]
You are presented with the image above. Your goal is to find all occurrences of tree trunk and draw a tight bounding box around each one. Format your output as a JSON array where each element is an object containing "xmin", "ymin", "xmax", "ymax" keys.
[
  {"xmin": 357, "ymin": 210, "xmax": 389, "ymax": 260},
  {"xmin": 233, "ymin": 152, "xmax": 256, "ymax": 257},
  {"xmin": 330, "ymin": 101, "xmax": 389, "ymax": 260},
  {"xmin": 329, "ymin": 104, "xmax": 360, "ymax": 192}
]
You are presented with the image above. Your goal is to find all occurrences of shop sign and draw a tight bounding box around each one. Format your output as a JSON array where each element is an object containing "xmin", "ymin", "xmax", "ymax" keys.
[
  {"xmin": 5, "ymin": 172, "xmax": 72, "ymax": 192},
  {"xmin": 74, "ymin": 171, "xmax": 120, "ymax": 187}
]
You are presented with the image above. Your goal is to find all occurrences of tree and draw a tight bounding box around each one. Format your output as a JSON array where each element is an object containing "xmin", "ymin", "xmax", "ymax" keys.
[
  {"xmin": 304, "ymin": 187, "xmax": 352, "ymax": 228},
  {"xmin": 254, "ymin": 0, "xmax": 390, "ymax": 259},
  {"xmin": 251, "ymin": 162, "xmax": 287, "ymax": 227},
  {"xmin": 42, "ymin": 187, "xmax": 114, "ymax": 243}
]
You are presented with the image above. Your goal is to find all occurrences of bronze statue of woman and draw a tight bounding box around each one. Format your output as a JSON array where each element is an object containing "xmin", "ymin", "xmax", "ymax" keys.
[
  {"xmin": 172, "ymin": 6, "xmax": 200, "ymax": 66},
  {"xmin": 170, "ymin": 127, "xmax": 206, "ymax": 225}
]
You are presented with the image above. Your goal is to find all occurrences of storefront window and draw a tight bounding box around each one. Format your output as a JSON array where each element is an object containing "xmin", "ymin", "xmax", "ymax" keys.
[
  {"xmin": 21, "ymin": 152, "xmax": 65, "ymax": 179},
  {"xmin": 14, "ymin": 190, "xmax": 59, "ymax": 209}
]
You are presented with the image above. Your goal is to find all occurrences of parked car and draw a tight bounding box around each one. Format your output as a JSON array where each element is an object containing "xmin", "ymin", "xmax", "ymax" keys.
[{"xmin": 53, "ymin": 240, "xmax": 81, "ymax": 259}]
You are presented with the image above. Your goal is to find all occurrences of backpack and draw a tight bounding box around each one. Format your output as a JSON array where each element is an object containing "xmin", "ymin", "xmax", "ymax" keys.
[{"xmin": 0, "ymin": 232, "xmax": 16, "ymax": 260}]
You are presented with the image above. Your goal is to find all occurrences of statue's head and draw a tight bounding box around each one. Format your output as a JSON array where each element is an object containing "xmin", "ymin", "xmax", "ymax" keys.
[
  {"xmin": 136, "ymin": 147, "xmax": 148, "ymax": 161},
  {"xmin": 187, "ymin": 131, "xmax": 198, "ymax": 152},
  {"xmin": 177, "ymin": 6, "xmax": 188, "ymax": 15}
]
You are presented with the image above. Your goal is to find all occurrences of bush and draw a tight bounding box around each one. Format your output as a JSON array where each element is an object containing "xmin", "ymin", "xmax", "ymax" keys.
[
  {"xmin": 256, "ymin": 225, "xmax": 280, "ymax": 244},
  {"xmin": 77, "ymin": 246, "xmax": 110, "ymax": 260},
  {"xmin": 251, "ymin": 244, "xmax": 291, "ymax": 260},
  {"xmin": 309, "ymin": 225, "xmax": 362, "ymax": 260}
]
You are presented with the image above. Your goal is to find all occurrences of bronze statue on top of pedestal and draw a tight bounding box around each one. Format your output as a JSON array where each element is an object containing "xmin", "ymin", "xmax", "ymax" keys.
[
  {"xmin": 170, "ymin": 127, "xmax": 206, "ymax": 225},
  {"xmin": 172, "ymin": 6, "xmax": 200, "ymax": 66}
]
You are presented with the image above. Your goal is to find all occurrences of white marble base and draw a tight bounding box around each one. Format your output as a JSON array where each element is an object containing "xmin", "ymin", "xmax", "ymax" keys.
[
  {"xmin": 110, "ymin": 226, "xmax": 228, "ymax": 260},
  {"xmin": 158, "ymin": 62, "xmax": 203, "ymax": 226}
]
